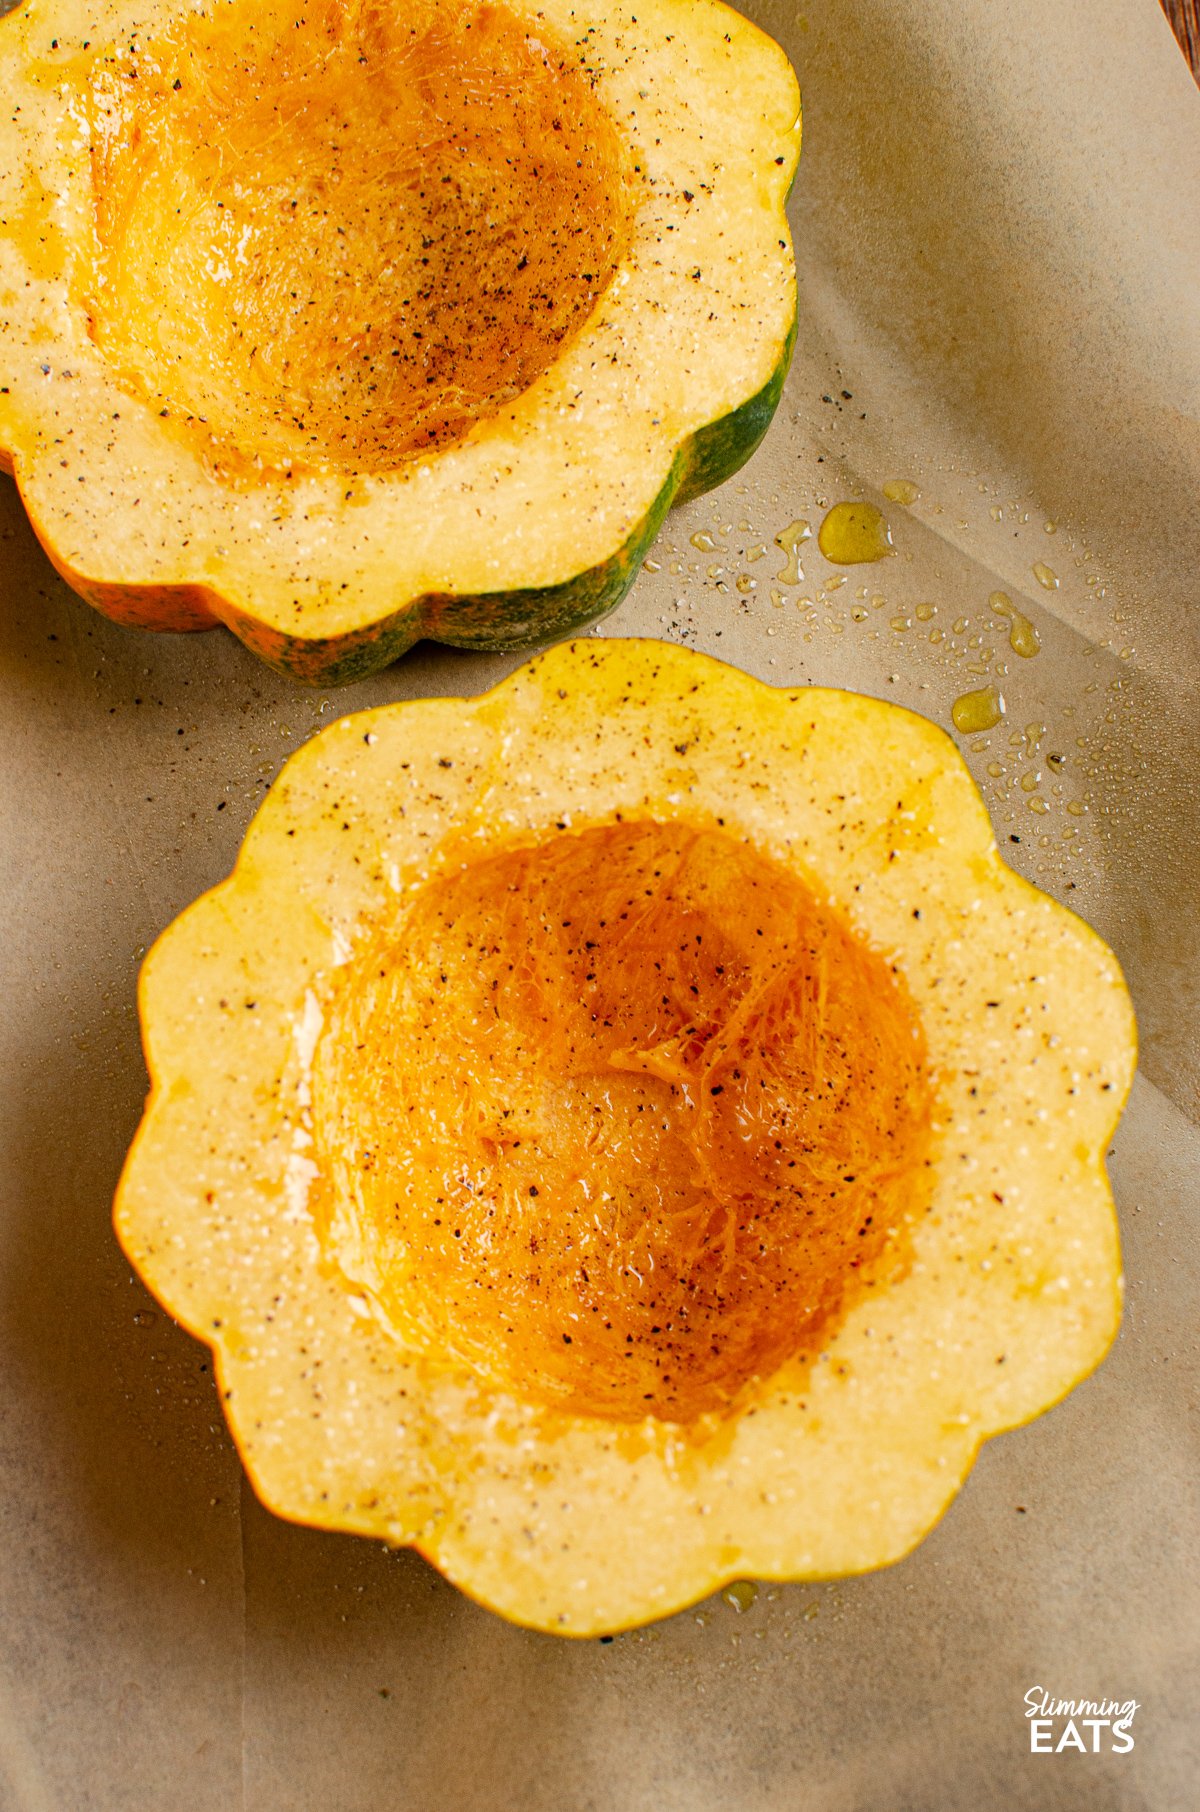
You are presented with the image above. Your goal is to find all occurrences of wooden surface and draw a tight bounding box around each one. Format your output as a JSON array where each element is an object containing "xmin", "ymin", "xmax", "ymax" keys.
[{"xmin": 1162, "ymin": 0, "xmax": 1200, "ymax": 74}]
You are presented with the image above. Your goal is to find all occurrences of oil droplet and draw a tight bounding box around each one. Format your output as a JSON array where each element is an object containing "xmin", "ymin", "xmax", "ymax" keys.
[
  {"xmin": 642, "ymin": 557, "xmax": 662, "ymax": 572},
  {"xmin": 989, "ymin": 505, "xmax": 1003, "ymax": 522},
  {"xmin": 915, "ymin": 602, "xmax": 935, "ymax": 621},
  {"xmin": 1032, "ymin": 561, "xmax": 1059, "ymax": 590},
  {"xmin": 890, "ymin": 615, "xmax": 910, "ymax": 632},
  {"xmin": 1028, "ymin": 796, "xmax": 1049, "ymax": 814},
  {"xmin": 723, "ymin": 1580, "xmax": 758, "ymax": 1614},
  {"xmin": 882, "ymin": 478, "xmax": 920, "ymax": 505},
  {"xmin": 823, "ymin": 574, "xmax": 846, "ymax": 591},
  {"xmin": 746, "ymin": 543, "xmax": 767, "ymax": 563},
  {"xmin": 818, "ymin": 502, "xmax": 893, "ymax": 564},
  {"xmin": 1043, "ymin": 520, "xmax": 1057, "ymax": 535},
  {"xmin": 736, "ymin": 574, "xmax": 756, "ymax": 595},
  {"xmin": 951, "ymin": 684, "xmax": 1005, "ymax": 734},
  {"xmin": 690, "ymin": 530, "xmax": 718, "ymax": 553},
  {"xmin": 988, "ymin": 591, "xmax": 1041, "ymax": 658},
  {"xmin": 774, "ymin": 518, "xmax": 811, "ymax": 584}
]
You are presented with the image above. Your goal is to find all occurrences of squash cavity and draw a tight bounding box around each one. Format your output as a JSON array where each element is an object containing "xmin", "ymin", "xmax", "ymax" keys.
[{"xmin": 312, "ymin": 819, "xmax": 935, "ymax": 1424}]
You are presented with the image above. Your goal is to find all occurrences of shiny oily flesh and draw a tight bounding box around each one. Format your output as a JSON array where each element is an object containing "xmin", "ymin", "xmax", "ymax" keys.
[
  {"xmin": 312, "ymin": 821, "xmax": 935, "ymax": 1424},
  {"xmin": 81, "ymin": 0, "xmax": 633, "ymax": 472}
]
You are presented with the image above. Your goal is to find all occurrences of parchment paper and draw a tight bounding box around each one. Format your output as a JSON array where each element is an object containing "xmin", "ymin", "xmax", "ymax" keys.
[{"xmin": 1, "ymin": 0, "xmax": 1198, "ymax": 1805}]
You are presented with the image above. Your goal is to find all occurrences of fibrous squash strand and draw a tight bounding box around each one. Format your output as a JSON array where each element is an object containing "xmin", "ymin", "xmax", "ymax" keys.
[
  {"xmin": 82, "ymin": 0, "xmax": 635, "ymax": 474},
  {"xmin": 313, "ymin": 820, "xmax": 935, "ymax": 1423}
]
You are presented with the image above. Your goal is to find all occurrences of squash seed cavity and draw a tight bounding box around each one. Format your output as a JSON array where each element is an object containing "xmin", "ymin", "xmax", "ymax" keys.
[
  {"xmin": 312, "ymin": 820, "xmax": 935, "ymax": 1424},
  {"xmin": 81, "ymin": 0, "xmax": 635, "ymax": 472}
]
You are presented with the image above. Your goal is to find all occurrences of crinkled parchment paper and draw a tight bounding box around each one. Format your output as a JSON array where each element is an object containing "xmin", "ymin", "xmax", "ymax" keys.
[{"xmin": 1, "ymin": 0, "xmax": 1197, "ymax": 1804}]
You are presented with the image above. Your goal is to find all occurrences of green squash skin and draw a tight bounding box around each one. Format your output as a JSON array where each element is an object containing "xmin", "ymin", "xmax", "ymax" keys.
[
  {"xmin": 24, "ymin": 312, "xmax": 797, "ymax": 687},
  {"xmin": 230, "ymin": 454, "xmax": 680, "ymax": 687},
  {"xmin": 229, "ymin": 313, "xmax": 798, "ymax": 686},
  {"xmin": 674, "ymin": 313, "xmax": 796, "ymax": 508}
]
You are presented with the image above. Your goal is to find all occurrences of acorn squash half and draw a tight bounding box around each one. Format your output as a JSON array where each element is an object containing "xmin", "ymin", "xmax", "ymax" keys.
[
  {"xmin": 115, "ymin": 639, "xmax": 1136, "ymax": 1635},
  {"xmin": 0, "ymin": 0, "xmax": 799, "ymax": 682}
]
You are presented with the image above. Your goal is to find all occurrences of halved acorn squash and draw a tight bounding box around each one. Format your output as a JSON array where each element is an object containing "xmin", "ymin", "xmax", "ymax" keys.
[
  {"xmin": 115, "ymin": 639, "xmax": 1136, "ymax": 1635},
  {"xmin": 0, "ymin": 0, "xmax": 799, "ymax": 681}
]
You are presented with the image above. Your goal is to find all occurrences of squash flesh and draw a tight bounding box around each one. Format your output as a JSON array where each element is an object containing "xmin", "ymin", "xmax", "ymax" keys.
[
  {"xmin": 83, "ymin": 0, "xmax": 635, "ymax": 474},
  {"xmin": 0, "ymin": 0, "xmax": 800, "ymax": 670},
  {"xmin": 114, "ymin": 640, "xmax": 1135, "ymax": 1632},
  {"xmin": 313, "ymin": 819, "xmax": 933, "ymax": 1424}
]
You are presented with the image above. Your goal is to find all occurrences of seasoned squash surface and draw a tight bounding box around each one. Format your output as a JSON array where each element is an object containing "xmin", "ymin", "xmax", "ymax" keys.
[
  {"xmin": 314, "ymin": 820, "xmax": 934, "ymax": 1424},
  {"xmin": 0, "ymin": 0, "xmax": 800, "ymax": 677},
  {"xmin": 83, "ymin": 0, "xmax": 635, "ymax": 473},
  {"xmin": 115, "ymin": 640, "xmax": 1136, "ymax": 1633}
]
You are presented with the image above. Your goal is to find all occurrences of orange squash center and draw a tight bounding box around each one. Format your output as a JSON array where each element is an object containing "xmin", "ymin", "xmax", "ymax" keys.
[
  {"xmin": 312, "ymin": 822, "xmax": 934, "ymax": 1424},
  {"xmin": 82, "ymin": 0, "xmax": 633, "ymax": 472}
]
